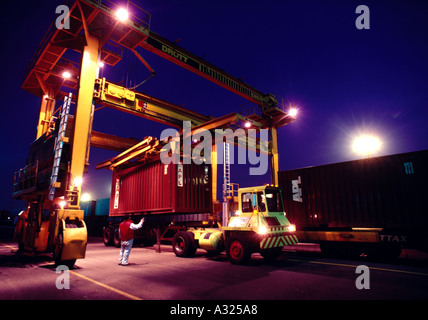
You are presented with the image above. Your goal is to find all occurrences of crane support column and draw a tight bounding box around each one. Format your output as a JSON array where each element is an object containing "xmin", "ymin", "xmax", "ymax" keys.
[
  {"xmin": 270, "ymin": 126, "xmax": 279, "ymax": 186},
  {"xmin": 69, "ymin": 34, "xmax": 100, "ymax": 204},
  {"xmin": 36, "ymin": 84, "xmax": 57, "ymax": 139}
]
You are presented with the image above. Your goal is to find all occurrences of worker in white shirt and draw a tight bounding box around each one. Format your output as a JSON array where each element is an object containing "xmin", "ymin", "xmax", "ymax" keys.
[{"xmin": 118, "ymin": 215, "xmax": 145, "ymax": 266}]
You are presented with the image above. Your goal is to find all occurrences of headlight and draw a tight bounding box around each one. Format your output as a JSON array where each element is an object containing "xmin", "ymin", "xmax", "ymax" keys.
[
  {"xmin": 258, "ymin": 225, "xmax": 268, "ymax": 235},
  {"xmin": 287, "ymin": 224, "xmax": 296, "ymax": 232}
]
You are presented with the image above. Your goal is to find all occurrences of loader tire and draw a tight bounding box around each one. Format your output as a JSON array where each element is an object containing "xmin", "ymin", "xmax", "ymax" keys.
[{"xmin": 53, "ymin": 232, "xmax": 76, "ymax": 268}]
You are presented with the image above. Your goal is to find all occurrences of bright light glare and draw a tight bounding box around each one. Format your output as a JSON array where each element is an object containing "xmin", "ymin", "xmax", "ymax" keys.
[
  {"xmin": 244, "ymin": 122, "xmax": 252, "ymax": 128},
  {"xmin": 81, "ymin": 193, "xmax": 91, "ymax": 202},
  {"xmin": 288, "ymin": 108, "xmax": 298, "ymax": 117},
  {"xmin": 74, "ymin": 177, "xmax": 83, "ymax": 187},
  {"xmin": 116, "ymin": 8, "xmax": 129, "ymax": 21},
  {"xmin": 62, "ymin": 71, "xmax": 71, "ymax": 79},
  {"xmin": 287, "ymin": 224, "xmax": 296, "ymax": 232},
  {"xmin": 98, "ymin": 61, "xmax": 105, "ymax": 68},
  {"xmin": 352, "ymin": 135, "xmax": 382, "ymax": 157},
  {"xmin": 258, "ymin": 225, "xmax": 268, "ymax": 235},
  {"xmin": 59, "ymin": 200, "xmax": 67, "ymax": 209}
]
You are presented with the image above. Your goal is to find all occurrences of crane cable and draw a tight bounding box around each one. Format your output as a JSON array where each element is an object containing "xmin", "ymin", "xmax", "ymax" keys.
[{"xmin": 122, "ymin": 47, "xmax": 156, "ymax": 90}]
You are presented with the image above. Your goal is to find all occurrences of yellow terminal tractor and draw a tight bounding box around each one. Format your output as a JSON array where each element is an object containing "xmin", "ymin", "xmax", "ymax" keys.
[{"xmin": 172, "ymin": 185, "xmax": 297, "ymax": 264}]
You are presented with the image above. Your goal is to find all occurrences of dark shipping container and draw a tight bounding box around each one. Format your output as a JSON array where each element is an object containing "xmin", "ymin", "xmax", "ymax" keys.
[
  {"xmin": 81, "ymin": 200, "xmax": 97, "ymax": 218},
  {"xmin": 278, "ymin": 150, "xmax": 428, "ymax": 250},
  {"xmin": 109, "ymin": 159, "xmax": 212, "ymax": 218},
  {"xmin": 95, "ymin": 198, "xmax": 110, "ymax": 216}
]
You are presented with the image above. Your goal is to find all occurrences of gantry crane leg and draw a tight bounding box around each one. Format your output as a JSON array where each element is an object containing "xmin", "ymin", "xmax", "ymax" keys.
[
  {"xmin": 69, "ymin": 34, "xmax": 100, "ymax": 204},
  {"xmin": 50, "ymin": 34, "xmax": 100, "ymax": 266},
  {"xmin": 35, "ymin": 75, "xmax": 57, "ymax": 139}
]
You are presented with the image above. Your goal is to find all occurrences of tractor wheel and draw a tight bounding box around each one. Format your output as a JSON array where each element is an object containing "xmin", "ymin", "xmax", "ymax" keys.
[
  {"xmin": 226, "ymin": 236, "xmax": 251, "ymax": 265},
  {"xmin": 113, "ymin": 229, "xmax": 121, "ymax": 248},
  {"xmin": 172, "ymin": 231, "xmax": 196, "ymax": 258},
  {"xmin": 103, "ymin": 227, "xmax": 113, "ymax": 246}
]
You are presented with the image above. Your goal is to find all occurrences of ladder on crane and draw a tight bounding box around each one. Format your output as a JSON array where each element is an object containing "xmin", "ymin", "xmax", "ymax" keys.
[
  {"xmin": 222, "ymin": 142, "xmax": 240, "ymax": 226},
  {"xmin": 48, "ymin": 93, "xmax": 72, "ymax": 201},
  {"xmin": 222, "ymin": 142, "xmax": 230, "ymax": 226},
  {"xmin": 223, "ymin": 142, "xmax": 240, "ymax": 226},
  {"xmin": 223, "ymin": 142, "xmax": 239, "ymax": 200},
  {"xmin": 223, "ymin": 142, "xmax": 231, "ymax": 202}
]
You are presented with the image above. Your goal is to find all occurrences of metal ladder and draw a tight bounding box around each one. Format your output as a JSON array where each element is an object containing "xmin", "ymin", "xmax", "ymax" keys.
[
  {"xmin": 48, "ymin": 93, "xmax": 72, "ymax": 201},
  {"xmin": 223, "ymin": 142, "xmax": 231, "ymax": 201},
  {"xmin": 222, "ymin": 142, "xmax": 231, "ymax": 226}
]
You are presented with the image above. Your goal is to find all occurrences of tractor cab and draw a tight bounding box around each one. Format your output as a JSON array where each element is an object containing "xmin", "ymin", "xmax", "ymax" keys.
[{"xmin": 228, "ymin": 186, "xmax": 295, "ymax": 233}]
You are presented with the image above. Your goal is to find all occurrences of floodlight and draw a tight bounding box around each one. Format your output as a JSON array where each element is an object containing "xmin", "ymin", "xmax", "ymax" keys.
[
  {"xmin": 288, "ymin": 108, "xmax": 298, "ymax": 117},
  {"xmin": 62, "ymin": 71, "xmax": 71, "ymax": 79},
  {"xmin": 352, "ymin": 134, "xmax": 382, "ymax": 157},
  {"xmin": 116, "ymin": 8, "xmax": 129, "ymax": 21}
]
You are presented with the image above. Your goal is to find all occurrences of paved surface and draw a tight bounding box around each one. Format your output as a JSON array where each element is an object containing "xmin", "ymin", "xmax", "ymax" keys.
[{"xmin": 1, "ymin": 232, "xmax": 428, "ymax": 302}]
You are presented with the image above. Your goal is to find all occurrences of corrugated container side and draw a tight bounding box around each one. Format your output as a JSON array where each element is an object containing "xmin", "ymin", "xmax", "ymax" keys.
[
  {"xmin": 279, "ymin": 150, "xmax": 428, "ymax": 230},
  {"xmin": 109, "ymin": 160, "xmax": 212, "ymax": 216}
]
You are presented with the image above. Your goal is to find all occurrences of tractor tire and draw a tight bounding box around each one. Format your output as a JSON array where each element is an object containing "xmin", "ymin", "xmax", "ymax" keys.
[
  {"xmin": 226, "ymin": 236, "xmax": 251, "ymax": 265},
  {"xmin": 103, "ymin": 227, "xmax": 114, "ymax": 246},
  {"xmin": 172, "ymin": 231, "xmax": 196, "ymax": 258},
  {"xmin": 113, "ymin": 229, "xmax": 121, "ymax": 248}
]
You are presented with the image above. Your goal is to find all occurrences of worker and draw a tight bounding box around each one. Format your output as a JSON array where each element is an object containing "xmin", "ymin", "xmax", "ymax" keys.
[{"xmin": 118, "ymin": 215, "xmax": 145, "ymax": 266}]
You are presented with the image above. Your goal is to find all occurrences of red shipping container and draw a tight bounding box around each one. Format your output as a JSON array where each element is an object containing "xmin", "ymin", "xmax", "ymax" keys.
[{"xmin": 110, "ymin": 159, "xmax": 212, "ymax": 216}]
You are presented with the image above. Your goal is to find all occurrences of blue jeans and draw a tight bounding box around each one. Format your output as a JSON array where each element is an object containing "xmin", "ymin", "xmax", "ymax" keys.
[{"xmin": 118, "ymin": 239, "xmax": 134, "ymax": 265}]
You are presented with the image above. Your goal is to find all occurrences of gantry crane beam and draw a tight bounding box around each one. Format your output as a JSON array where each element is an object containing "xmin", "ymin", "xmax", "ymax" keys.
[
  {"xmin": 93, "ymin": 78, "xmax": 267, "ymax": 154},
  {"xmin": 139, "ymin": 31, "xmax": 277, "ymax": 110},
  {"xmin": 93, "ymin": 78, "xmax": 213, "ymax": 128},
  {"xmin": 90, "ymin": 131, "xmax": 140, "ymax": 152}
]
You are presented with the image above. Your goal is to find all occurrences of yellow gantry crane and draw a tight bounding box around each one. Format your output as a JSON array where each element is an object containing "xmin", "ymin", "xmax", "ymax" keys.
[{"xmin": 13, "ymin": 0, "xmax": 296, "ymax": 266}]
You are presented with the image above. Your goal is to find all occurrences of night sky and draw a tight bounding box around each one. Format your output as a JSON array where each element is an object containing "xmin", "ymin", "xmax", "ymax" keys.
[{"xmin": 1, "ymin": 0, "xmax": 427, "ymax": 212}]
